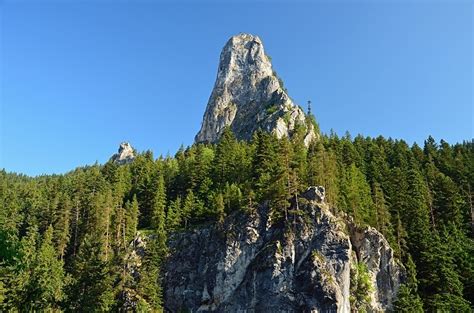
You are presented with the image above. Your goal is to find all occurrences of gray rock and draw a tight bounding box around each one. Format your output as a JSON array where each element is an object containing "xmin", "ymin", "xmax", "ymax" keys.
[
  {"xmin": 120, "ymin": 232, "xmax": 146, "ymax": 311},
  {"xmin": 302, "ymin": 186, "xmax": 326, "ymax": 202},
  {"xmin": 195, "ymin": 33, "xmax": 317, "ymax": 145},
  {"xmin": 349, "ymin": 223, "xmax": 405, "ymax": 311},
  {"xmin": 163, "ymin": 197, "xmax": 404, "ymax": 312},
  {"xmin": 111, "ymin": 142, "xmax": 135, "ymax": 164}
]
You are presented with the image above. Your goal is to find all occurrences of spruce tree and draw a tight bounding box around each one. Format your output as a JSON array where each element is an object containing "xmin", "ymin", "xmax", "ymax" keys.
[
  {"xmin": 68, "ymin": 234, "xmax": 115, "ymax": 312},
  {"xmin": 166, "ymin": 197, "xmax": 182, "ymax": 231},
  {"xmin": 393, "ymin": 255, "xmax": 424, "ymax": 312},
  {"xmin": 151, "ymin": 174, "xmax": 167, "ymax": 230},
  {"xmin": 125, "ymin": 195, "xmax": 139, "ymax": 242},
  {"xmin": 372, "ymin": 182, "xmax": 394, "ymax": 246},
  {"xmin": 31, "ymin": 225, "xmax": 67, "ymax": 311},
  {"xmin": 182, "ymin": 191, "xmax": 195, "ymax": 229}
]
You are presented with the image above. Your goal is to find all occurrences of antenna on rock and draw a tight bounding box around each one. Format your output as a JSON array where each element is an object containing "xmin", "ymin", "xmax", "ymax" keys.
[{"xmin": 307, "ymin": 100, "xmax": 312, "ymax": 116}]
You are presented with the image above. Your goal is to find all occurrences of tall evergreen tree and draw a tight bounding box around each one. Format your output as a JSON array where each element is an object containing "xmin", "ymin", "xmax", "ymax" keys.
[
  {"xmin": 68, "ymin": 234, "xmax": 115, "ymax": 312},
  {"xmin": 151, "ymin": 174, "xmax": 167, "ymax": 231},
  {"xmin": 125, "ymin": 195, "xmax": 139, "ymax": 242},
  {"xmin": 30, "ymin": 225, "xmax": 67, "ymax": 311},
  {"xmin": 166, "ymin": 197, "xmax": 182, "ymax": 231}
]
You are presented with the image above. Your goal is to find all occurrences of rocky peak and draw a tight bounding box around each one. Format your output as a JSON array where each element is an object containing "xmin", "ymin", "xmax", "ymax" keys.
[
  {"xmin": 111, "ymin": 142, "xmax": 135, "ymax": 164},
  {"xmin": 195, "ymin": 33, "xmax": 317, "ymax": 145}
]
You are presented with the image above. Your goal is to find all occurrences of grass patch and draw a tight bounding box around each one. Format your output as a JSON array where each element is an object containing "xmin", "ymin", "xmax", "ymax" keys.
[{"xmin": 266, "ymin": 104, "xmax": 278, "ymax": 115}]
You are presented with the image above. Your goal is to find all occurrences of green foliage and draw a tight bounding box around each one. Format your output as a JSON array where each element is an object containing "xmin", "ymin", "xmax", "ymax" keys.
[
  {"xmin": 0, "ymin": 225, "xmax": 68, "ymax": 311},
  {"xmin": 393, "ymin": 284, "xmax": 424, "ymax": 312},
  {"xmin": 137, "ymin": 236, "xmax": 164, "ymax": 311},
  {"xmin": 151, "ymin": 174, "xmax": 167, "ymax": 231},
  {"xmin": 213, "ymin": 193, "xmax": 226, "ymax": 224},
  {"xmin": 166, "ymin": 197, "xmax": 182, "ymax": 231},
  {"xmin": 67, "ymin": 234, "xmax": 115, "ymax": 311},
  {"xmin": 306, "ymin": 111, "xmax": 321, "ymax": 135},
  {"xmin": 307, "ymin": 141, "xmax": 339, "ymax": 206},
  {"xmin": 372, "ymin": 182, "xmax": 395, "ymax": 247},
  {"xmin": 340, "ymin": 163, "xmax": 375, "ymax": 226},
  {"xmin": 393, "ymin": 254, "xmax": 424, "ymax": 312},
  {"xmin": 126, "ymin": 195, "xmax": 139, "ymax": 242},
  {"xmin": 282, "ymin": 112, "xmax": 291, "ymax": 125},
  {"xmin": 350, "ymin": 262, "xmax": 373, "ymax": 312},
  {"xmin": 266, "ymin": 104, "xmax": 278, "ymax": 115},
  {"xmin": 32, "ymin": 225, "xmax": 68, "ymax": 309}
]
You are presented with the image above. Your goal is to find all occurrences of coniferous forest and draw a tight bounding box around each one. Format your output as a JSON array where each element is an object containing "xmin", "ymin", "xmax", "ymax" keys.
[{"xmin": 1, "ymin": 121, "xmax": 473, "ymax": 311}]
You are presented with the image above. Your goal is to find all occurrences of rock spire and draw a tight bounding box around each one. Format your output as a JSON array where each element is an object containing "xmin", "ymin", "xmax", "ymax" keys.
[
  {"xmin": 195, "ymin": 33, "xmax": 316, "ymax": 145},
  {"xmin": 111, "ymin": 142, "xmax": 135, "ymax": 164}
]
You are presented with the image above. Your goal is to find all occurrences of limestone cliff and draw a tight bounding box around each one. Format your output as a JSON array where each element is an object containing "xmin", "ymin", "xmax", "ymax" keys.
[
  {"xmin": 163, "ymin": 187, "xmax": 404, "ymax": 312},
  {"xmin": 195, "ymin": 33, "xmax": 316, "ymax": 145},
  {"xmin": 111, "ymin": 142, "xmax": 135, "ymax": 164}
]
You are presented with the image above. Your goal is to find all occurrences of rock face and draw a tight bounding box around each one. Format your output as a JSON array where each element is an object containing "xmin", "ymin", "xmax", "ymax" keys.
[
  {"xmin": 195, "ymin": 33, "xmax": 316, "ymax": 145},
  {"xmin": 121, "ymin": 234, "xmax": 147, "ymax": 311},
  {"xmin": 349, "ymin": 223, "xmax": 404, "ymax": 311},
  {"xmin": 302, "ymin": 186, "xmax": 326, "ymax": 202},
  {"xmin": 111, "ymin": 142, "xmax": 135, "ymax": 164},
  {"xmin": 163, "ymin": 188, "xmax": 404, "ymax": 312}
]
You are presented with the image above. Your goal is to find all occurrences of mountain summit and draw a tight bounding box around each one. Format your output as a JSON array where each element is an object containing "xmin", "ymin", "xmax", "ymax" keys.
[
  {"xmin": 195, "ymin": 33, "xmax": 316, "ymax": 144},
  {"xmin": 111, "ymin": 142, "xmax": 135, "ymax": 164}
]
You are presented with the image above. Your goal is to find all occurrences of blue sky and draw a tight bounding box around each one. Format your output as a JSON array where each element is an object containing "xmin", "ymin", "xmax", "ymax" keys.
[{"xmin": 1, "ymin": 0, "xmax": 472, "ymax": 176}]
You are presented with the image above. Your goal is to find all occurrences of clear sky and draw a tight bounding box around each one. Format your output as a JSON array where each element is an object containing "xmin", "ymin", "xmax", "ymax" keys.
[{"xmin": 1, "ymin": 0, "xmax": 472, "ymax": 176}]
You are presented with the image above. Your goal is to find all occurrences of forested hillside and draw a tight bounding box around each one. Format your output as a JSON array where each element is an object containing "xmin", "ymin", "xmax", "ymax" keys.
[{"xmin": 1, "ymin": 126, "xmax": 473, "ymax": 311}]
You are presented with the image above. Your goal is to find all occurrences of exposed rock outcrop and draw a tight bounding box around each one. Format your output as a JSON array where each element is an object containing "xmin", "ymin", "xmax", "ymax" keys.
[
  {"xmin": 163, "ymin": 187, "xmax": 404, "ymax": 312},
  {"xmin": 111, "ymin": 142, "xmax": 135, "ymax": 164},
  {"xmin": 195, "ymin": 33, "xmax": 316, "ymax": 145},
  {"xmin": 120, "ymin": 234, "xmax": 147, "ymax": 311},
  {"xmin": 349, "ymin": 223, "xmax": 404, "ymax": 311},
  {"xmin": 302, "ymin": 186, "xmax": 326, "ymax": 203}
]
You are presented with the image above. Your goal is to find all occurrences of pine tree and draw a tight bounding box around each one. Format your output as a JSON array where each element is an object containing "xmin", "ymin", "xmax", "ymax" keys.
[
  {"xmin": 393, "ymin": 255, "xmax": 424, "ymax": 312},
  {"xmin": 130, "ymin": 152, "xmax": 156, "ymax": 227},
  {"xmin": 3, "ymin": 225, "xmax": 67, "ymax": 311},
  {"xmin": 151, "ymin": 174, "xmax": 167, "ymax": 230},
  {"xmin": 307, "ymin": 140, "xmax": 325, "ymax": 187},
  {"xmin": 53, "ymin": 193, "xmax": 71, "ymax": 260},
  {"xmin": 372, "ymin": 182, "xmax": 394, "ymax": 246},
  {"xmin": 221, "ymin": 183, "xmax": 242, "ymax": 213},
  {"xmin": 252, "ymin": 131, "xmax": 278, "ymax": 202},
  {"xmin": 271, "ymin": 138, "xmax": 293, "ymax": 221},
  {"xmin": 341, "ymin": 163, "xmax": 375, "ymax": 226},
  {"xmin": 7, "ymin": 225, "xmax": 38, "ymax": 311},
  {"xmin": 432, "ymin": 172, "xmax": 464, "ymax": 228},
  {"xmin": 31, "ymin": 225, "xmax": 67, "ymax": 310},
  {"xmin": 182, "ymin": 191, "xmax": 195, "ymax": 229},
  {"xmin": 137, "ymin": 237, "xmax": 163, "ymax": 311},
  {"xmin": 214, "ymin": 193, "xmax": 226, "ymax": 224},
  {"xmin": 125, "ymin": 195, "xmax": 139, "ymax": 242},
  {"xmin": 350, "ymin": 262, "xmax": 373, "ymax": 312},
  {"xmin": 166, "ymin": 197, "xmax": 182, "ymax": 231},
  {"xmin": 213, "ymin": 127, "xmax": 238, "ymax": 187},
  {"xmin": 422, "ymin": 232, "xmax": 471, "ymax": 311},
  {"xmin": 68, "ymin": 234, "xmax": 115, "ymax": 312}
]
